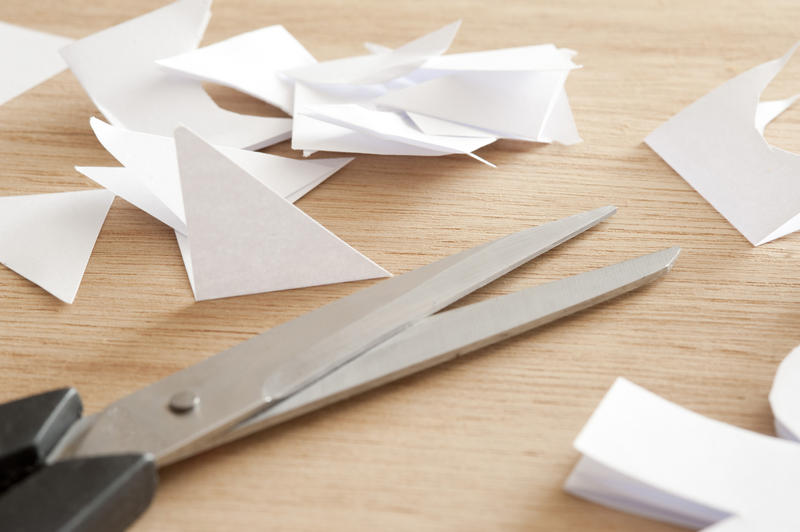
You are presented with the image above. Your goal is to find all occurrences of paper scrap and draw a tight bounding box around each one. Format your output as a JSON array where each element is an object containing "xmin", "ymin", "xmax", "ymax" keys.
[
  {"xmin": 0, "ymin": 189, "xmax": 114, "ymax": 303},
  {"xmin": 375, "ymin": 70, "xmax": 570, "ymax": 141},
  {"xmin": 565, "ymin": 375, "xmax": 800, "ymax": 530},
  {"xmin": 769, "ymin": 345, "xmax": 800, "ymax": 442},
  {"xmin": 0, "ymin": 21, "xmax": 73, "ymax": 106},
  {"xmin": 284, "ymin": 21, "xmax": 460, "ymax": 86},
  {"xmin": 60, "ymin": 0, "xmax": 291, "ymax": 150},
  {"xmin": 156, "ymin": 25, "xmax": 315, "ymax": 114},
  {"xmin": 703, "ymin": 515, "xmax": 800, "ymax": 532},
  {"xmin": 645, "ymin": 43, "xmax": 800, "ymax": 245},
  {"xmin": 174, "ymin": 126, "xmax": 389, "ymax": 300},
  {"xmin": 301, "ymin": 103, "xmax": 497, "ymax": 165},
  {"xmin": 80, "ymin": 118, "xmax": 352, "ymax": 232}
]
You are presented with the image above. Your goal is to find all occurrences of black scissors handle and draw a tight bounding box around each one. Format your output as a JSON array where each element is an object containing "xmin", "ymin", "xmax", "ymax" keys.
[{"xmin": 0, "ymin": 388, "xmax": 158, "ymax": 531}]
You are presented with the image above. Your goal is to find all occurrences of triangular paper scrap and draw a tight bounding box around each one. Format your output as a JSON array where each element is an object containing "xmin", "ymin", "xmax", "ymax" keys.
[
  {"xmin": 285, "ymin": 21, "xmax": 460, "ymax": 85},
  {"xmin": 157, "ymin": 25, "xmax": 316, "ymax": 114},
  {"xmin": 60, "ymin": 0, "xmax": 291, "ymax": 150},
  {"xmin": 0, "ymin": 21, "xmax": 73, "ymax": 106},
  {"xmin": 645, "ymin": 43, "xmax": 800, "ymax": 245},
  {"xmin": 0, "ymin": 189, "xmax": 114, "ymax": 303},
  {"xmin": 82, "ymin": 118, "xmax": 352, "ymax": 232},
  {"xmin": 174, "ymin": 127, "xmax": 389, "ymax": 301}
]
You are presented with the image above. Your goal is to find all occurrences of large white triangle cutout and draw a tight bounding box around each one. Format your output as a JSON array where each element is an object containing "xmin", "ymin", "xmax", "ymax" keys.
[{"xmin": 174, "ymin": 127, "xmax": 389, "ymax": 301}]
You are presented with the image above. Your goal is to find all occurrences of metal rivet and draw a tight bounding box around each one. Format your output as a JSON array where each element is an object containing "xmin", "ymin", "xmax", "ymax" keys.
[{"xmin": 169, "ymin": 391, "xmax": 199, "ymax": 414}]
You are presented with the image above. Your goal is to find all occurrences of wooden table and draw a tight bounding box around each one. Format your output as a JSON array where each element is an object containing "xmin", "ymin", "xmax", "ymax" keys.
[{"xmin": 1, "ymin": 0, "xmax": 799, "ymax": 530}]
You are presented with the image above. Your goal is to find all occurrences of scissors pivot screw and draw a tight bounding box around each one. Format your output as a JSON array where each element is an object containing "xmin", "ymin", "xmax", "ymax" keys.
[{"xmin": 168, "ymin": 391, "xmax": 199, "ymax": 414}]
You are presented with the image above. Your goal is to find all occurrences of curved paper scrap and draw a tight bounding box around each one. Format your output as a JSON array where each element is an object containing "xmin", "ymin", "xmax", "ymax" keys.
[
  {"xmin": 174, "ymin": 127, "xmax": 389, "ymax": 301},
  {"xmin": 85, "ymin": 118, "xmax": 352, "ymax": 231},
  {"xmin": 565, "ymin": 377, "xmax": 800, "ymax": 530},
  {"xmin": 156, "ymin": 25, "xmax": 315, "ymax": 114},
  {"xmin": 0, "ymin": 189, "xmax": 114, "ymax": 303},
  {"xmin": 285, "ymin": 21, "xmax": 460, "ymax": 85},
  {"xmin": 769, "ymin": 344, "xmax": 800, "ymax": 442},
  {"xmin": 301, "ymin": 103, "xmax": 496, "ymax": 165},
  {"xmin": 0, "ymin": 22, "xmax": 73, "ymax": 106},
  {"xmin": 645, "ymin": 43, "xmax": 800, "ymax": 245},
  {"xmin": 60, "ymin": 0, "xmax": 291, "ymax": 150},
  {"xmin": 375, "ymin": 69, "xmax": 570, "ymax": 141}
]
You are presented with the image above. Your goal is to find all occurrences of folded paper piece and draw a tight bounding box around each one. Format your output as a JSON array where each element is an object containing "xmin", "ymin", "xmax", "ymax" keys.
[
  {"xmin": 174, "ymin": 127, "xmax": 389, "ymax": 300},
  {"xmin": 565, "ymin": 350, "xmax": 800, "ymax": 531},
  {"xmin": 159, "ymin": 20, "xmax": 581, "ymax": 162},
  {"xmin": 156, "ymin": 25, "xmax": 315, "ymax": 114},
  {"xmin": 645, "ymin": 43, "xmax": 800, "ymax": 245},
  {"xmin": 78, "ymin": 118, "xmax": 352, "ymax": 233},
  {"xmin": 0, "ymin": 21, "xmax": 73, "ymax": 106},
  {"xmin": 60, "ymin": 0, "xmax": 291, "ymax": 150},
  {"xmin": 0, "ymin": 189, "xmax": 114, "ymax": 303},
  {"xmin": 769, "ymin": 345, "xmax": 800, "ymax": 442}
]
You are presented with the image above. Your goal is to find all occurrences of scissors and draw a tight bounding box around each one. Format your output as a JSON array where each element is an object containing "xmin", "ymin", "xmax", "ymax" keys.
[{"xmin": 0, "ymin": 206, "xmax": 678, "ymax": 531}]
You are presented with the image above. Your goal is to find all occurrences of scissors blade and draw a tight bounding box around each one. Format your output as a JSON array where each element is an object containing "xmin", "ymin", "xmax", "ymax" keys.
[
  {"xmin": 198, "ymin": 247, "xmax": 679, "ymax": 454},
  {"xmin": 50, "ymin": 206, "xmax": 615, "ymax": 465}
]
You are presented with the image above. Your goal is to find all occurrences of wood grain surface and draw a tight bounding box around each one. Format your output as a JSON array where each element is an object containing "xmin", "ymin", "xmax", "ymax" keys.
[{"xmin": 1, "ymin": 0, "xmax": 799, "ymax": 530}]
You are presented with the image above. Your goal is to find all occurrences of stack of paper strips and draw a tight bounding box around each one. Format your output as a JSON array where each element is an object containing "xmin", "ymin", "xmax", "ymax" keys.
[
  {"xmin": 157, "ymin": 18, "xmax": 582, "ymax": 164},
  {"xmin": 645, "ymin": 43, "xmax": 800, "ymax": 246},
  {"xmin": 0, "ymin": 21, "xmax": 72, "ymax": 105},
  {"xmin": 564, "ymin": 345, "xmax": 800, "ymax": 530},
  {"xmin": 60, "ymin": 0, "xmax": 292, "ymax": 150}
]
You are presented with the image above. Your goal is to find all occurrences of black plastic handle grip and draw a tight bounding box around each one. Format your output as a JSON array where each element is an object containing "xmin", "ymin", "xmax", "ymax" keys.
[
  {"xmin": 0, "ymin": 388, "xmax": 159, "ymax": 531},
  {"xmin": 0, "ymin": 453, "xmax": 157, "ymax": 532}
]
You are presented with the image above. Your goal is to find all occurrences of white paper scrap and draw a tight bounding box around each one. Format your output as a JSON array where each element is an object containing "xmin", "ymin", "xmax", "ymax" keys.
[
  {"xmin": 703, "ymin": 515, "xmax": 800, "ymax": 532},
  {"xmin": 420, "ymin": 44, "xmax": 578, "ymax": 73},
  {"xmin": 0, "ymin": 21, "xmax": 73, "ymax": 106},
  {"xmin": 60, "ymin": 0, "xmax": 291, "ymax": 150},
  {"xmin": 285, "ymin": 21, "xmax": 460, "ymax": 86},
  {"xmin": 291, "ymin": 83, "xmax": 487, "ymax": 157},
  {"xmin": 156, "ymin": 25, "xmax": 315, "ymax": 114},
  {"xmin": 174, "ymin": 127, "xmax": 389, "ymax": 300},
  {"xmin": 769, "ymin": 345, "xmax": 800, "ymax": 442},
  {"xmin": 565, "ymin": 377, "xmax": 800, "ymax": 530},
  {"xmin": 375, "ymin": 70, "xmax": 569, "ymax": 141},
  {"xmin": 301, "ymin": 103, "xmax": 496, "ymax": 165},
  {"xmin": 0, "ymin": 189, "xmax": 114, "ymax": 303},
  {"xmin": 85, "ymin": 118, "xmax": 352, "ymax": 232},
  {"xmin": 645, "ymin": 43, "xmax": 800, "ymax": 245}
]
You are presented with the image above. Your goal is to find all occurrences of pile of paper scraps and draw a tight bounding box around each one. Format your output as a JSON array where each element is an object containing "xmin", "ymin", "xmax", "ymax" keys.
[
  {"xmin": 564, "ymin": 344, "xmax": 800, "ymax": 532},
  {"xmin": 0, "ymin": 0, "xmax": 581, "ymax": 303}
]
